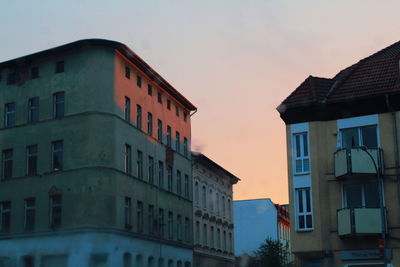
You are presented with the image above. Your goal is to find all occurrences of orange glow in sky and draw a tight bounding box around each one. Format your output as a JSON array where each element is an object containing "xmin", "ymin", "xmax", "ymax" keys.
[{"xmin": 1, "ymin": 0, "xmax": 400, "ymax": 204}]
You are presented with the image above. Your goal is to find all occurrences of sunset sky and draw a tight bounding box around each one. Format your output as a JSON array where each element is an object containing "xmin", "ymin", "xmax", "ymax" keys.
[{"xmin": 1, "ymin": 0, "xmax": 400, "ymax": 203}]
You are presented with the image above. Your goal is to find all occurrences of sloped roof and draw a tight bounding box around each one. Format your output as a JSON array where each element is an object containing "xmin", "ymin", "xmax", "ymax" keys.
[
  {"xmin": 0, "ymin": 39, "xmax": 197, "ymax": 111},
  {"xmin": 278, "ymin": 40, "xmax": 400, "ymax": 123}
]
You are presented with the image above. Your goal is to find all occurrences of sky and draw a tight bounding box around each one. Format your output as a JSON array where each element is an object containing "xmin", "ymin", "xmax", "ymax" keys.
[{"xmin": 1, "ymin": 0, "xmax": 400, "ymax": 203}]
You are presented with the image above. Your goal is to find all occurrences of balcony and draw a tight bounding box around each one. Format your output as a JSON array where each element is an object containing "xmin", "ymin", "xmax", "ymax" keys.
[
  {"xmin": 337, "ymin": 208, "xmax": 386, "ymax": 237},
  {"xmin": 334, "ymin": 148, "xmax": 383, "ymax": 178}
]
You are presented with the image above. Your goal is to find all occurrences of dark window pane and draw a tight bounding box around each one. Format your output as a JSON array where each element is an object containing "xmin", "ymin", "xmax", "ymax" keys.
[
  {"xmin": 344, "ymin": 184, "xmax": 362, "ymax": 208},
  {"xmin": 306, "ymin": 215, "xmax": 313, "ymax": 228},
  {"xmin": 342, "ymin": 128, "xmax": 359, "ymax": 148},
  {"xmin": 364, "ymin": 181, "xmax": 380, "ymax": 208},
  {"xmin": 303, "ymin": 133, "xmax": 308, "ymax": 156},
  {"xmin": 295, "ymin": 135, "xmax": 301, "ymax": 157},
  {"xmin": 31, "ymin": 67, "xmax": 39, "ymax": 79},
  {"xmin": 298, "ymin": 215, "xmax": 305, "ymax": 229},
  {"xmin": 298, "ymin": 190, "xmax": 303, "ymax": 213},
  {"xmin": 55, "ymin": 61, "xmax": 64, "ymax": 73},
  {"xmin": 362, "ymin": 126, "xmax": 378, "ymax": 148},
  {"xmin": 305, "ymin": 189, "xmax": 311, "ymax": 212}
]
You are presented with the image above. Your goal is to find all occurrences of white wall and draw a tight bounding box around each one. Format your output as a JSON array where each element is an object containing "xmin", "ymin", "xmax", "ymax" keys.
[{"xmin": 233, "ymin": 199, "xmax": 278, "ymax": 256}]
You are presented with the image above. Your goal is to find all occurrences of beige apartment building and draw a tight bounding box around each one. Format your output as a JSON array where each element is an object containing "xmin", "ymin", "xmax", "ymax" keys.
[
  {"xmin": 0, "ymin": 39, "xmax": 196, "ymax": 267},
  {"xmin": 192, "ymin": 153, "xmax": 239, "ymax": 267},
  {"xmin": 278, "ymin": 41, "xmax": 400, "ymax": 267}
]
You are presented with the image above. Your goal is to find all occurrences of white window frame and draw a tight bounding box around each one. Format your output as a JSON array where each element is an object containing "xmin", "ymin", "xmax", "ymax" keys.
[
  {"xmin": 293, "ymin": 132, "xmax": 310, "ymax": 174},
  {"xmin": 295, "ymin": 187, "xmax": 313, "ymax": 231},
  {"xmin": 339, "ymin": 125, "xmax": 379, "ymax": 149}
]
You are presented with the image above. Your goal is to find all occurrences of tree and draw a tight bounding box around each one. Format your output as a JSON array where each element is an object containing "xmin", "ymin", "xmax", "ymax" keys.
[{"xmin": 246, "ymin": 238, "xmax": 292, "ymax": 267}]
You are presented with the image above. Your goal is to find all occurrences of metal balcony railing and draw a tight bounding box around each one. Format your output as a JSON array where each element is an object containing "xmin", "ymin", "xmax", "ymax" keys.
[{"xmin": 334, "ymin": 148, "xmax": 383, "ymax": 178}]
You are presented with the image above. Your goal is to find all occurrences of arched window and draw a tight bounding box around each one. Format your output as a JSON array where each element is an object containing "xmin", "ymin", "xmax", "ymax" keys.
[
  {"xmin": 216, "ymin": 192, "xmax": 220, "ymax": 216},
  {"xmin": 202, "ymin": 185, "xmax": 207, "ymax": 209},
  {"xmin": 209, "ymin": 188, "xmax": 214, "ymax": 212},
  {"xmin": 123, "ymin": 253, "xmax": 132, "ymax": 267},
  {"xmin": 194, "ymin": 181, "xmax": 199, "ymax": 207},
  {"xmin": 222, "ymin": 195, "xmax": 226, "ymax": 217},
  {"xmin": 227, "ymin": 198, "xmax": 231, "ymax": 218}
]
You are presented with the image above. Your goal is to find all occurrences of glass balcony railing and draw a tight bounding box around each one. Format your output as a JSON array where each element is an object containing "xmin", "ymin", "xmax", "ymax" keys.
[
  {"xmin": 334, "ymin": 148, "xmax": 383, "ymax": 178},
  {"xmin": 337, "ymin": 207, "xmax": 386, "ymax": 237}
]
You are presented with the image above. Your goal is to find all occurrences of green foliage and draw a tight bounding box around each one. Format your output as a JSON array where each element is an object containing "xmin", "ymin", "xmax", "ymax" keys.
[{"xmin": 245, "ymin": 238, "xmax": 292, "ymax": 267}]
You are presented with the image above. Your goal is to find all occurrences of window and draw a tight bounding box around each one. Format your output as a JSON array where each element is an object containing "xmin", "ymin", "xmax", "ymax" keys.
[
  {"xmin": 124, "ymin": 144, "xmax": 132, "ymax": 174},
  {"xmin": 217, "ymin": 229, "xmax": 221, "ymax": 249},
  {"xmin": 177, "ymin": 214, "xmax": 182, "ymax": 240},
  {"xmin": 168, "ymin": 211, "xmax": 173, "ymax": 239},
  {"xmin": 209, "ymin": 189, "xmax": 214, "ymax": 212},
  {"xmin": 167, "ymin": 166, "xmax": 173, "ymax": 192},
  {"xmin": 125, "ymin": 197, "xmax": 132, "ymax": 228},
  {"xmin": 183, "ymin": 138, "xmax": 188, "ymax": 157},
  {"xmin": 53, "ymin": 92, "xmax": 65, "ymax": 118},
  {"xmin": 4, "ymin": 102, "xmax": 15, "ymax": 128},
  {"xmin": 210, "ymin": 226, "xmax": 215, "ymax": 248},
  {"xmin": 293, "ymin": 132, "xmax": 309, "ymax": 174},
  {"xmin": 295, "ymin": 187, "xmax": 313, "ymax": 231},
  {"xmin": 175, "ymin": 105, "xmax": 179, "ymax": 116},
  {"xmin": 167, "ymin": 126, "xmax": 172, "ymax": 147},
  {"xmin": 203, "ymin": 224, "xmax": 208, "ymax": 246},
  {"xmin": 216, "ymin": 192, "xmax": 220, "ymax": 216},
  {"xmin": 137, "ymin": 150, "xmax": 143, "ymax": 179},
  {"xmin": 157, "ymin": 119, "xmax": 163, "ymax": 142},
  {"xmin": 184, "ymin": 175, "xmax": 189, "ymax": 198},
  {"xmin": 158, "ymin": 161, "xmax": 164, "ymax": 188},
  {"xmin": 185, "ymin": 217, "xmax": 190, "ymax": 242},
  {"xmin": 176, "ymin": 170, "xmax": 182, "ymax": 195},
  {"xmin": 55, "ymin": 61, "xmax": 64, "ymax": 73},
  {"xmin": 341, "ymin": 126, "xmax": 378, "ymax": 149},
  {"xmin": 148, "ymin": 205, "xmax": 155, "ymax": 234},
  {"xmin": 125, "ymin": 97, "xmax": 131, "ymax": 122},
  {"xmin": 136, "ymin": 75, "xmax": 142, "ymax": 88},
  {"xmin": 7, "ymin": 72, "xmax": 16, "ymax": 85},
  {"xmin": 157, "ymin": 92, "xmax": 162, "ymax": 103},
  {"xmin": 22, "ymin": 256, "xmax": 35, "ymax": 267},
  {"xmin": 184, "ymin": 112, "xmax": 188, "ymax": 123},
  {"xmin": 89, "ymin": 254, "xmax": 107, "ymax": 267},
  {"xmin": 49, "ymin": 194, "xmax": 62, "ymax": 228},
  {"xmin": 167, "ymin": 100, "xmax": 171, "ymax": 110},
  {"xmin": 24, "ymin": 198, "xmax": 35, "ymax": 231},
  {"xmin": 343, "ymin": 180, "xmax": 380, "ymax": 208},
  {"xmin": 136, "ymin": 105, "xmax": 142, "ymax": 130},
  {"xmin": 194, "ymin": 181, "xmax": 199, "ymax": 207},
  {"xmin": 52, "ymin": 140, "xmax": 63, "ymax": 171},
  {"xmin": 148, "ymin": 156, "xmax": 154, "ymax": 184},
  {"xmin": 147, "ymin": 112, "xmax": 153, "ymax": 135},
  {"xmin": 202, "ymin": 185, "xmax": 207, "ymax": 209},
  {"xmin": 223, "ymin": 230, "xmax": 227, "ymax": 251},
  {"xmin": 222, "ymin": 195, "xmax": 225, "ymax": 217},
  {"xmin": 195, "ymin": 221, "xmax": 200, "ymax": 244},
  {"xmin": 31, "ymin": 67, "xmax": 39, "ymax": 79},
  {"xmin": 137, "ymin": 201, "xmax": 143, "ymax": 232},
  {"xmin": 123, "ymin": 253, "xmax": 132, "ymax": 267},
  {"xmin": 27, "ymin": 145, "xmax": 38, "ymax": 175},
  {"xmin": 228, "ymin": 199, "xmax": 231, "ymax": 218},
  {"xmin": 2, "ymin": 149, "xmax": 13, "ymax": 178},
  {"xmin": 0, "ymin": 201, "xmax": 11, "ymax": 232},
  {"xmin": 125, "ymin": 67, "xmax": 130, "ymax": 79},
  {"xmin": 176, "ymin": 132, "xmax": 180, "ymax": 152},
  {"xmin": 159, "ymin": 208, "xmax": 164, "ymax": 237},
  {"xmin": 28, "ymin": 97, "xmax": 39, "ymax": 122},
  {"xmin": 148, "ymin": 84, "xmax": 152, "ymax": 96}
]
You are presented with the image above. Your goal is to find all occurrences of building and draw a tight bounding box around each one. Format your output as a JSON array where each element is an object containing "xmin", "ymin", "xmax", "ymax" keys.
[
  {"xmin": 192, "ymin": 152, "xmax": 239, "ymax": 267},
  {"xmin": 234, "ymin": 199, "xmax": 290, "ymax": 258},
  {"xmin": 0, "ymin": 39, "xmax": 196, "ymax": 267},
  {"xmin": 277, "ymin": 40, "xmax": 400, "ymax": 266}
]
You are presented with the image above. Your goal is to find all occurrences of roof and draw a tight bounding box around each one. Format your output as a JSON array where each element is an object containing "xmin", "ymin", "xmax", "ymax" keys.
[
  {"xmin": 0, "ymin": 39, "xmax": 197, "ymax": 111},
  {"xmin": 192, "ymin": 152, "xmax": 240, "ymax": 184},
  {"xmin": 278, "ymin": 40, "xmax": 400, "ymax": 124}
]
